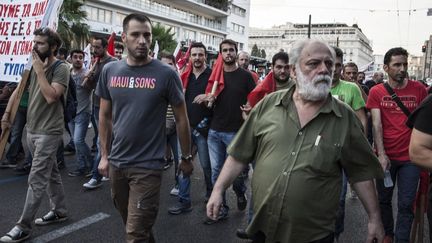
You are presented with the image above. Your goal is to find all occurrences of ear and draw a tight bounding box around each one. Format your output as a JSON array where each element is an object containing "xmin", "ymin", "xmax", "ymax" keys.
[
  {"xmin": 121, "ymin": 32, "xmax": 126, "ymax": 43},
  {"xmin": 383, "ymin": 64, "xmax": 388, "ymax": 73},
  {"xmin": 290, "ymin": 64, "xmax": 297, "ymax": 80}
]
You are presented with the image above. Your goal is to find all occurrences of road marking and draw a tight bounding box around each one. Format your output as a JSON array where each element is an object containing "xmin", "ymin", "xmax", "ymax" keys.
[{"xmin": 30, "ymin": 212, "xmax": 111, "ymax": 243}]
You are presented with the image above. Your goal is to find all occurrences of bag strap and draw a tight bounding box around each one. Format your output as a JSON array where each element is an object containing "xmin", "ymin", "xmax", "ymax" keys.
[{"xmin": 383, "ymin": 82, "xmax": 411, "ymax": 117}]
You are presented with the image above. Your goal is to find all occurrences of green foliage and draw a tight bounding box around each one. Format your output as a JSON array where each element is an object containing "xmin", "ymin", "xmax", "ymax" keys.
[
  {"xmin": 58, "ymin": 0, "xmax": 90, "ymax": 50},
  {"xmin": 251, "ymin": 44, "xmax": 260, "ymax": 57},
  {"xmin": 260, "ymin": 49, "xmax": 266, "ymax": 59},
  {"xmin": 151, "ymin": 23, "xmax": 178, "ymax": 57}
]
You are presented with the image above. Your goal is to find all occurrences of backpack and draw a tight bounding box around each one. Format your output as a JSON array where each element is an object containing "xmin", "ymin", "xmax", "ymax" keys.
[{"xmin": 51, "ymin": 60, "xmax": 77, "ymax": 123}]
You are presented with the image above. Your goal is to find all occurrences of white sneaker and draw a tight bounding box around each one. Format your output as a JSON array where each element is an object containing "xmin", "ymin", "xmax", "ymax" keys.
[
  {"xmin": 101, "ymin": 177, "xmax": 110, "ymax": 181},
  {"xmin": 170, "ymin": 187, "xmax": 179, "ymax": 196},
  {"xmin": 83, "ymin": 179, "xmax": 102, "ymax": 189}
]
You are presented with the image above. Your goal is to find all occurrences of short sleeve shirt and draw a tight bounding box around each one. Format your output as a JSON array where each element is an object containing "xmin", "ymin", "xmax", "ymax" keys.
[
  {"xmin": 96, "ymin": 59, "xmax": 184, "ymax": 169},
  {"xmin": 330, "ymin": 79, "xmax": 365, "ymax": 110},
  {"xmin": 227, "ymin": 86, "xmax": 382, "ymax": 242},
  {"xmin": 366, "ymin": 80, "xmax": 427, "ymax": 161},
  {"xmin": 27, "ymin": 61, "xmax": 69, "ymax": 135},
  {"xmin": 407, "ymin": 95, "xmax": 432, "ymax": 135}
]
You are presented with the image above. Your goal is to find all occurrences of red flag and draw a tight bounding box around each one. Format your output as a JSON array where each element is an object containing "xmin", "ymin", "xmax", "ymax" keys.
[
  {"xmin": 107, "ymin": 32, "xmax": 116, "ymax": 57},
  {"xmin": 205, "ymin": 53, "xmax": 224, "ymax": 97},
  {"xmin": 180, "ymin": 59, "xmax": 193, "ymax": 90},
  {"xmin": 247, "ymin": 71, "xmax": 275, "ymax": 108},
  {"xmin": 177, "ymin": 44, "xmax": 191, "ymax": 71}
]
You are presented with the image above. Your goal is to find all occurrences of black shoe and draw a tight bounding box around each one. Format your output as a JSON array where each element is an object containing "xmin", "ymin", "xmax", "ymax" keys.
[
  {"xmin": 64, "ymin": 144, "xmax": 75, "ymax": 153},
  {"xmin": 0, "ymin": 226, "xmax": 30, "ymax": 242},
  {"xmin": 237, "ymin": 194, "xmax": 247, "ymax": 211},
  {"xmin": 236, "ymin": 229, "xmax": 250, "ymax": 239},
  {"xmin": 35, "ymin": 211, "xmax": 68, "ymax": 225},
  {"xmin": 168, "ymin": 201, "xmax": 193, "ymax": 215},
  {"xmin": 203, "ymin": 206, "xmax": 228, "ymax": 225},
  {"xmin": 68, "ymin": 170, "xmax": 84, "ymax": 177}
]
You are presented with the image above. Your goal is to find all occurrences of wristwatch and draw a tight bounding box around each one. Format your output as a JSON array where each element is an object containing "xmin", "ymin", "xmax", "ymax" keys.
[{"xmin": 181, "ymin": 154, "xmax": 193, "ymax": 162}]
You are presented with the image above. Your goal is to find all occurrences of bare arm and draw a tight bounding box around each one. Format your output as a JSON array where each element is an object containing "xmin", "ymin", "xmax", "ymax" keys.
[
  {"xmin": 0, "ymin": 88, "xmax": 18, "ymax": 131},
  {"xmin": 409, "ymin": 129, "xmax": 432, "ymax": 169},
  {"xmin": 172, "ymin": 101, "xmax": 193, "ymax": 176},
  {"xmin": 370, "ymin": 108, "xmax": 389, "ymax": 171},
  {"xmin": 354, "ymin": 108, "xmax": 367, "ymax": 134},
  {"xmin": 352, "ymin": 180, "xmax": 384, "ymax": 243},
  {"xmin": 207, "ymin": 155, "xmax": 247, "ymax": 220},
  {"xmin": 32, "ymin": 51, "xmax": 65, "ymax": 104},
  {"xmin": 98, "ymin": 98, "xmax": 112, "ymax": 177}
]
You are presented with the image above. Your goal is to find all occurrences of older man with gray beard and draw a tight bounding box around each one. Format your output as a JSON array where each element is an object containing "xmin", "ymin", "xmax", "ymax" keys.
[{"xmin": 206, "ymin": 39, "xmax": 384, "ymax": 243}]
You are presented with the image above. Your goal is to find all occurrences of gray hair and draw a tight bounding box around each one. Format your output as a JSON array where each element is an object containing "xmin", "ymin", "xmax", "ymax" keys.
[
  {"xmin": 237, "ymin": 51, "xmax": 250, "ymax": 59},
  {"xmin": 289, "ymin": 39, "xmax": 335, "ymax": 66}
]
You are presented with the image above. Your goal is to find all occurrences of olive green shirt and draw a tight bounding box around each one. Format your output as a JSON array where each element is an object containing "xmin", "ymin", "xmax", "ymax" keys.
[
  {"xmin": 227, "ymin": 85, "xmax": 382, "ymax": 242},
  {"xmin": 27, "ymin": 61, "xmax": 69, "ymax": 135}
]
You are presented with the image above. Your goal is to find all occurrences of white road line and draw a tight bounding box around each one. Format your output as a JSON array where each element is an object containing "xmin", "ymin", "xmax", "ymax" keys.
[{"xmin": 30, "ymin": 212, "xmax": 111, "ymax": 243}]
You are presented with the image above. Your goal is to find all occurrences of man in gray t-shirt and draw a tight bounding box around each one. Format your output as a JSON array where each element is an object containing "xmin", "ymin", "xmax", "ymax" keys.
[
  {"xmin": 96, "ymin": 13, "xmax": 192, "ymax": 242},
  {"xmin": 67, "ymin": 50, "xmax": 94, "ymax": 178}
]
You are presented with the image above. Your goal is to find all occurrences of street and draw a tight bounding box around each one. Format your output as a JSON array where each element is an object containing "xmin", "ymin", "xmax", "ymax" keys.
[{"xmin": 0, "ymin": 131, "xmax": 429, "ymax": 243}]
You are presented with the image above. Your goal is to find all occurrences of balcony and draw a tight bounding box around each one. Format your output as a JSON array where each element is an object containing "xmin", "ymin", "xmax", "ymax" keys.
[{"xmin": 91, "ymin": 0, "xmax": 228, "ymax": 33}]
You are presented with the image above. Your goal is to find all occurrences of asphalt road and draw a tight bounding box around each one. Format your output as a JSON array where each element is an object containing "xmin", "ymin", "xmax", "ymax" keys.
[{"xmin": 0, "ymin": 130, "xmax": 429, "ymax": 243}]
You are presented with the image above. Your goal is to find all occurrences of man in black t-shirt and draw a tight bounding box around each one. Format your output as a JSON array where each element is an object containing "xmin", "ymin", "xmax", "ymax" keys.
[
  {"xmin": 195, "ymin": 39, "xmax": 256, "ymax": 224},
  {"xmin": 407, "ymin": 95, "xmax": 432, "ymax": 243},
  {"xmin": 167, "ymin": 42, "xmax": 214, "ymax": 215}
]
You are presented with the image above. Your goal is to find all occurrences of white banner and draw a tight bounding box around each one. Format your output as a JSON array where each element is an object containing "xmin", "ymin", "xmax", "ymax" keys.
[{"xmin": 0, "ymin": 0, "xmax": 63, "ymax": 82}]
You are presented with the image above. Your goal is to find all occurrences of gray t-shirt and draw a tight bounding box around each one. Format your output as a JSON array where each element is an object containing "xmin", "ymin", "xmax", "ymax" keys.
[
  {"xmin": 72, "ymin": 68, "xmax": 92, "ymax": 114},
  {"xmin": 96, "ymin": 59, "xmax": 184, "ymax": 169}
]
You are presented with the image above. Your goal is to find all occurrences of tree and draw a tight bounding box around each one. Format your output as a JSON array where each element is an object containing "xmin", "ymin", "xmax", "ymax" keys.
[
  {"xmin": 260, "ymin": 49, "xmax": 266, "ymax": 59},
  {"xmin": 251, "ymin": 44, "xmax": 260, "ymax": 57},
  {"xmin": 58, "ymin": 0, "xmax": 90, "ymax": 50},
  {"xmin": 150, "ymin": 23, "xmax": 178, "ymax": 57}
]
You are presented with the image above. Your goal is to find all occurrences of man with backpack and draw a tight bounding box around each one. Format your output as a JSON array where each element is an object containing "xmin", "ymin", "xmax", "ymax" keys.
[{"xmin": 0, "ymin": 27, "xmax": 69, "ymax": 243}]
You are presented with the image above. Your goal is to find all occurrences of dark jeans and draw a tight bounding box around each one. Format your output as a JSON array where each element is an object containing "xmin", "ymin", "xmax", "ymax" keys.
[
  {"xmin": 251, "ymin": 231, "xmax": 334, "ymax": 243},
  {"xmin": 376, "ymin": 160, "xmax": 420, "ymax": 242},
  {"xmin": 428, "ymin": 179, "xmax": 432, "ymax": 243},
  {"xmin": 6, "ymin": 106, "xmax": 26, "ymax": 163}
]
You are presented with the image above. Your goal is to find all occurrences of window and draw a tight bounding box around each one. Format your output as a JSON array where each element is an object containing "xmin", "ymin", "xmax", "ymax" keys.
[
  {"xmin": 232, "ymin": 4, "xmax": 246, "ymax": 17},
  {"xmin": 86, "ymin": 6, "xmax": 112, "ymax": 24},
  {"xmin": 116, "ymin": 13, "xmax": 127, "ymax": 25}
]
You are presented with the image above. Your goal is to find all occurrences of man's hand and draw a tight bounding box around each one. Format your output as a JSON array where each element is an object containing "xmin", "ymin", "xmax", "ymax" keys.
[
  {"xmin": 31, "ymin": 50, "xmax": 45, "ymax": 74},
  {"xmin": 193, "ymin": 94, "xmax": 214, "ymax": 105},
  {"xmin": 240, "ymin": 103, "xmax": 252, "ymax": 120},
  {"xmin": 179, "ymin": 159, "xmax": 193, "ymax": 176},
  {"xmin": 206, "ymin": 191, "xmax": 223, "ymax": 220},
  {"xmin": 366, "ymin": 217, "xmax": 384, "ymax": 243},
  {"xmin": 377, "ymin": 153, "xmax": 390, "ymax": 171},
  {"xmin": 0, "ymin": 118, "xmax": 11, "ymax": 134},
  {"xmin": 98, "ymin": 157, "xmax": 110, "ymax": 178}
]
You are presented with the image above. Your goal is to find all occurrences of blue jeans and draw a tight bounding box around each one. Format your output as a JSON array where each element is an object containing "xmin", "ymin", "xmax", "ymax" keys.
[
  {"xmin": 207, "ymin": 129, "xmax": 246, "ymax": 207},
  {"xmin": 91, "ymin": 106, "xmax": 102, "ymax": 181},
  {"xmin": 335, "ymin": 171, "xmax": 348, "ymax": 237},
  {"xmin": 376, "ymin": 160, "xmax": 420, "ymax": 242},
  {"xmin": 178, "ymin": 130, "xmax": 213, "ymax": 203},
  {"xmin": 6, "ymin": 106, "xmax": 26, "ymax": 163},
  {"xmin": 72, "ymin": 111, "xmax": 92, "ymax": 172}
]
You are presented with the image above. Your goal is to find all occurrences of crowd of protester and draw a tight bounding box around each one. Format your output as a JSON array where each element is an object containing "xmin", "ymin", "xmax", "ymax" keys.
[{"xmin": 1, "ymin": 12, "xmax": 432, "ymax": 243}]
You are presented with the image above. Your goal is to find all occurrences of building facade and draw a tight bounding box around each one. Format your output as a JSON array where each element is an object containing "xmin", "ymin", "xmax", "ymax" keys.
[
  {"xmin": 422, "ymin": 35, "xmax": 432, "ymax": 80},
  {"xmin": 249, "ymin": 22, "xmax": 374, "ymax": 67},
  {"xmin": 82, "ymin": 0, "xmax": 250, "ymax": 53}
]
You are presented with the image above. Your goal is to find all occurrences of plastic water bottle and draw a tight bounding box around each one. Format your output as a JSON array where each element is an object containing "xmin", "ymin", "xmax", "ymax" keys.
[{"xmin": 384, "ymin": 169, "xmax": 393, "ymax": 188}]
